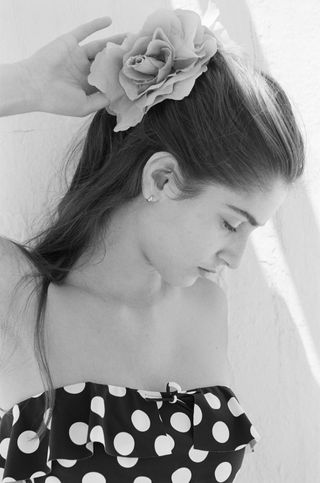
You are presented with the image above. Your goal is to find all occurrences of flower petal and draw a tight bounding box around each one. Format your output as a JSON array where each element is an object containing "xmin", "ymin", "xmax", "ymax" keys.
[{"xmin": 87, "ymin": 7, "xmax": 227, "ymax": 131}]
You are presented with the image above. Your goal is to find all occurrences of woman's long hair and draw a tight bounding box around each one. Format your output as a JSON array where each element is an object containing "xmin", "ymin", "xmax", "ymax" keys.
[{"xmin": 2, "ymin": 48, "xmax": 305, "ymax": 440}]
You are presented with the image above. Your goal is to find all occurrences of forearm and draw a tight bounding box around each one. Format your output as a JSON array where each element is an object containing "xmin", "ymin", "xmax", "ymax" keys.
[{"xmin": 0, "ymin": 61, "xmax": 38, "ymax": 117}]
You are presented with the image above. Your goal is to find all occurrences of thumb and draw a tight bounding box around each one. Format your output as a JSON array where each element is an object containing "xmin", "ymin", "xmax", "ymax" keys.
[{"xmin": 83, "ymin": 92, "xmax": 111, "ymax": 115}]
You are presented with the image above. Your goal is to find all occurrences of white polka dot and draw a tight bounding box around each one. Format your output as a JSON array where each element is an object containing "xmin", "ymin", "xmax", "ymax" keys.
[
  {"xmin": 113, "ymin": 431, "xmax": 135, "ymax": 455},
  {"xmin": 117, "ymin": 455, "xmax": 138, "ymax": 468},
  {"xmin": 134, "ymin": 477, "xmax": 152, "ymax": 482},
  {"xmin": 212, "ymin": 421, "xmax": 230, "ymax": 443},
  {"xmin": 235, "ymin": 443, "xmax": 247, "ymax": 451},
  {"xmin": 170, "ymin": 412, "xmax": 191, "ymax": 433},
  {"xmin": 57, "ymin": 458, "xmax": 77, "ymax": 467},
  {"xmin": 12, "ymin": 404, "xmax": 20, "ymax": 425},
  {"xmin": 188, "ymin": 444, "xmax": 208, "ymax": 463},
  {"xmin": 30, "ymin": 472, "xmax": 47, "ymax": 478},
  {"xmin": 108, "ymin": 385, "xmax": 127, "ymax": 397},
  {"xmin": 227, "ymin": 397, "xmax": 244, "ymax": 417},
  {"xmin": 0, "ymin": 468, "xmax": 3, "ymax": 479},
  {"xmin": 90, "ymin": 425, "xmax": 105, "ymax": 445},
  {"xmin": 138, "ymin": 389, "xmax": 162, "ymax": 400},
  {"xmin": 171, "ymin": 467, "xmax": 192, "ymax": 482},
  {"xmin": 45, "ymin": 477, "xmax": 62, "ymax": 482},
  {"xmin": 0, "ymin": 438, "xmax": 10, "ymax": 459},
  {"xmin": 214, "ymin": 461, "xmax": 232, "ymax": 482},
  {"xmin": 44, "ymin": 408, "xmax": 52, "ymax": 429},
  {"xmin": 31, "ymin": 391, "xmax": 44, "ymax": 398},
  {"xmin": 137, "ymin": 389, "xmax": 147, "ymax": 398},
  {"xmin": 90, "ymin": 396, "xmax": 105, "ymax": 418},
  {"xmin": 205, "ymin": 392, "xmax": 221, "ymax": 409},
  {"xmin": 3, "ymin": 478, "xmax": 17, "ymax": 482},
  {"xmin": 82, "ymin": 472, "xmax": 106, "ymax": 482},
  {"xmin": 69, "ymin": 422, "xmax": 88, "ymax": 445},
  {"xmin": 64, "ymin": 382, "xmax": 86, "ymax": 394},
  {"xmin": 193, "ymin": 403, "xmax": 203, "ymax": 425},
  {"xmin": 131, "ymin": 409, "xmax": 151, "ymax": 431},
  {"xmin": 139, "ymin": 389, "xmax": 164, "ymax": 410},
  {"xmin": 154, "ymin": 434, "xmax": 174, "ymax": 456},
  {"xmin": 17, "ymin": 430, "xmax": 40, "ymax": 453}
]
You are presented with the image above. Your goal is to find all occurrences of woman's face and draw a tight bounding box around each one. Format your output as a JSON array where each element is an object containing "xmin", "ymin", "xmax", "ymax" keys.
[{"xmin": 139, "ymin": 161, "xmax": 289, "ymax": 287}]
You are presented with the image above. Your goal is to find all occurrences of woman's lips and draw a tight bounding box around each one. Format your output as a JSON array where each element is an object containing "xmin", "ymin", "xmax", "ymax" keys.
[{"xmin": 198, "ymin": 267, "xmax": 218, "ymax": 281}]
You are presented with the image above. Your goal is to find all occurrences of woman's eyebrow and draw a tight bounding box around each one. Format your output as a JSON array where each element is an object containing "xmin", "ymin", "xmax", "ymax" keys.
[{"xmin": 225, "ymin": 204, "xmax": 264, "ymax": 227}]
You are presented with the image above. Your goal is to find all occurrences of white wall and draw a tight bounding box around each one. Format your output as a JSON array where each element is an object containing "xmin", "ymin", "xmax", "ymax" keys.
[{"xmin": 1, "ymin": 1, "xmax": 319, "ymax": 482}]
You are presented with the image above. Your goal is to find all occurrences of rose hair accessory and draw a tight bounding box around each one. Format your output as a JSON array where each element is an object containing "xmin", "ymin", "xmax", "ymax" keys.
[{"xmin": 87, "ymin": 6, "xmax": 237, "ymax": 132}]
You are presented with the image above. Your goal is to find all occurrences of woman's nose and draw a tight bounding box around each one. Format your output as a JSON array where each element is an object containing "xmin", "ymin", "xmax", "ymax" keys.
[{"xmin": 219, "ymin": 235, "xmax": 250, "ymax": 270}]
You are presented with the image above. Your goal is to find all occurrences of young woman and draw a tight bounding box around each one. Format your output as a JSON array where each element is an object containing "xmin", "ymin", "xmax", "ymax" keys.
[{"xmin": 0, "ymin": 9, "xmax": 304, "ymax": 483}]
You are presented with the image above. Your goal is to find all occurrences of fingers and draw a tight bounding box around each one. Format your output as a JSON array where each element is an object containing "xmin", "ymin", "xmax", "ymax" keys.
[
  {"xmin": 70, "ymin": 17, "xmax": 112, "ymax": 43},
  {"xmin": 82, "ymin": 39, "xmax": 108, "ymax": 60},
  {"xmin": 98, "ymin": 32, "xmax": 129, "ymax": 45},
  {"xmin": 81, "ymin": 33, "xmax": 128, "ymax": 59},
  {"xmin": 83, "ymin": 92, "xmax": 110, "ymax": 116}
]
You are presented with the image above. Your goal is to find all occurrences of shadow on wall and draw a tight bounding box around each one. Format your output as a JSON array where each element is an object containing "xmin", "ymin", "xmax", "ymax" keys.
[{"xmin": 171, "ymin": 1, "xmax": 320, "ymax": 482}]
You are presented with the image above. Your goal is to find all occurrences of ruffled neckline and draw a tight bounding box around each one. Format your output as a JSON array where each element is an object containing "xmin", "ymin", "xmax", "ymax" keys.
[
  {"xmin": 0, "ymin": 379, "xmax": 230, "ymax": 418},
  {"xmin": 0, "ymin": 380, "xmax": 261, "ymax": 482}
]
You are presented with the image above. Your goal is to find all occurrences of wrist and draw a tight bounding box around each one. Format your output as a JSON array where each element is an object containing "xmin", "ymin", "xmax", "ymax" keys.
[
  {"xmin": 0, "ymin": 60, "xmax": 40, "ymax": 116},
  {"xmin": 17, "ymin": 59, "xmax": 42, "ymax": 113}
]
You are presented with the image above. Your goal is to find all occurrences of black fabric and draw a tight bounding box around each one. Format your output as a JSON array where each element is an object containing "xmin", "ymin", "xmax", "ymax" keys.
[{"xmin": 0, "ymin": 380, "xmax": 261, "ymax": 482}]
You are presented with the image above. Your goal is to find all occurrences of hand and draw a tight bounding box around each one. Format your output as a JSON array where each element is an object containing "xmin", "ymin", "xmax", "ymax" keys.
[{"xmin": 21, "ymin": 17, "xmax": 125, "ymax": 117}]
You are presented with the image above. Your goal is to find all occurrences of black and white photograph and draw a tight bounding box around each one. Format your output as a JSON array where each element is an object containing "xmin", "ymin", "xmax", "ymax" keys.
[{"xmin": 0, "ymin": 1, "xmax": 318, "ymax": 482}]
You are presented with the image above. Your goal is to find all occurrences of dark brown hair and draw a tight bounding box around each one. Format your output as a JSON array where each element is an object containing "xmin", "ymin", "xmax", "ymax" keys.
[{"xmin": 2, "ymin": 48, "xmax": 305, "ymax": 441}]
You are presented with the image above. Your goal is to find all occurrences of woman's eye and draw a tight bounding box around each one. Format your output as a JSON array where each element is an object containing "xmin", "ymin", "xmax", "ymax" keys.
[{"xmin": 222, "ymin": 219, "xmax": 237, "ymax": 233}]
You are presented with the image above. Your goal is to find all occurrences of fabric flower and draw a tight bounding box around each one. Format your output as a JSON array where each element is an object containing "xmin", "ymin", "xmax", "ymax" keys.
[{"xmin": 87, "ymin": 8, "xmax": 222, "ymax": 132}]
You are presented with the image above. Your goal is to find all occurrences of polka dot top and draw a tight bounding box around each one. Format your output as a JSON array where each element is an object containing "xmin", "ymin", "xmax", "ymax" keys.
[{"xmin": 0, "ymin": 380, "xmax": 261, "ymax": 482}]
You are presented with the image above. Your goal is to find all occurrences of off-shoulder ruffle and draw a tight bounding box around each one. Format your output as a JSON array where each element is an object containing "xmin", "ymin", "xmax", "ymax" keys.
[{"xmin": 0, "ymin": 381, "xmax": 261, "ymax": 482}]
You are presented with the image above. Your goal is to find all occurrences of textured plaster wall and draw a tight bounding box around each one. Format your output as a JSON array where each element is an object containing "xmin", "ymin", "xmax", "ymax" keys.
[{"xmin": 1, "ymin": 1, "xmax": 320, "ymax": 482}]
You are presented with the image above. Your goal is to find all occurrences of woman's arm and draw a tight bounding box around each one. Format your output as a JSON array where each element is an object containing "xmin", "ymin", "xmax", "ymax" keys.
[{"xmin": 0, "ymin": 61, "xmax": 38, "ymax": 117}]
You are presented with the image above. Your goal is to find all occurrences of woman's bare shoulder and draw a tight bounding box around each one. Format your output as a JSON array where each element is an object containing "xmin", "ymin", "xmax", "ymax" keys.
[
  {"xmin": 189, "ymin": 277, "xmax": 233, "ymax": 384},
  {"xmin": 192, "ymin": 277, "xmax": 228, "ymax": 316}
]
